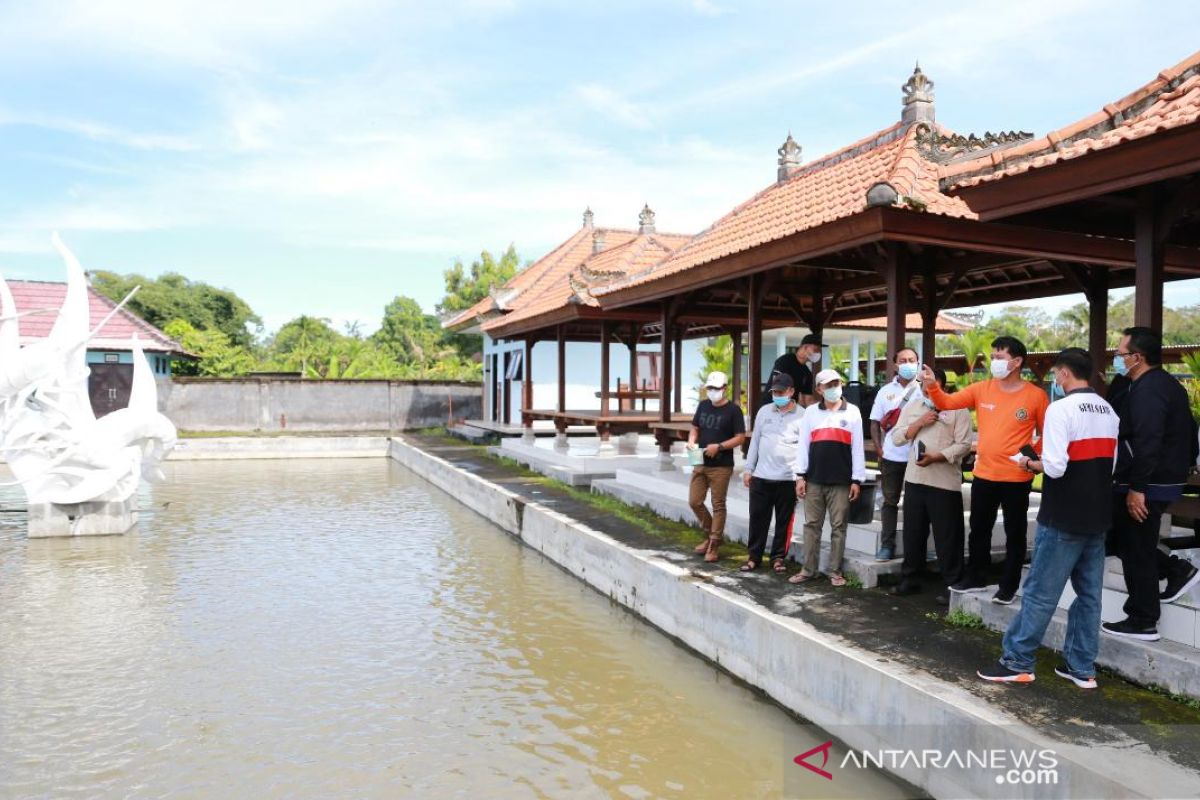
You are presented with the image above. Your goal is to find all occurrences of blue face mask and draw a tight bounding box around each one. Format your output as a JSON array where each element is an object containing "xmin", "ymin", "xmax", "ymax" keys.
[
  {"xmin": 1113, "ymin": 355, "xmax": 1129, "ymax": 376},
  {"xmin": 897, "ymin": 362, "xmax": 919, "ymax": 381},
  {"xmin": 772, "ymin": 395, "xmax": 791, "ymax": 408},
  {"xmin": 1049, "ymin": 377, "xmax": 1065, "ymax": 401}
]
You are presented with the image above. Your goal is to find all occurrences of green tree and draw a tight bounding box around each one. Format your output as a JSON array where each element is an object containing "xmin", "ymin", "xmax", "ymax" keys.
[
  {"xmin": 373, "ymin": 296, "xmax": 448, "ymax": 364},
  {"xmin": 91, "ymin": 271, "xmax": 261, "ymax": 347},
  {"xmin": 163, "ymin": 319, "xmax": 256, "ymax": 377},
  {"xmin": 269, "ymin": 315, "xmax": 340, "ymax": 378},
  {"xmin": 438, "ymin": 245, "xmax": 522, "ymax": 316}
]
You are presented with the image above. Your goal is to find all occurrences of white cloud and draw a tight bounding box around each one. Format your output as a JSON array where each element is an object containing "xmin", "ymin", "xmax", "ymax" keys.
[
  {"xmin": 575, "ymin": 84, "xmax": 655, "ymax": 130},
  {"xmin": 0, "ymin": 109, "xmax": 199, "ymax": 152}
]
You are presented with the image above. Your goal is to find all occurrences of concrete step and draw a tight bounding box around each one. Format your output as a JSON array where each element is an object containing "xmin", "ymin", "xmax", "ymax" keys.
[
  {"xmin": 491, "ymin": 437, "xmax": 664, "ymax": 486},
  {"xmin": 951, "ymin": 590, "xmax": 1200, "ymax": 700},
  {"xmin": 448, "ymin": 424, "xmax": 496, "ymax": 445},
  {"xmin": 1017, "ymin": 555, "xmax": 1200, "ymax": 647}
]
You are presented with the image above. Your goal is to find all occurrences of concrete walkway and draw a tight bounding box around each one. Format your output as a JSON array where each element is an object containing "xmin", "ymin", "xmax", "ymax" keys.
[{"xmin": 396, "ymin": 433, "xmax": 1200, "ymax": 799}]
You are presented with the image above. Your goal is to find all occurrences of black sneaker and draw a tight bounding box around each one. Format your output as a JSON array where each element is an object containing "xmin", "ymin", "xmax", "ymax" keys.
[
  {"xmin": 950, "ymin": 579, "xmax": 987, "ymax": 593},
  {"xmin": 889, "ymin": 581, "xmax": 921, "ymax": 597},
  {"xmin": 1161, "ymin": 560, "xmax": 1200, "ymax": 604},
  {"xmin": 991, "ymin": 589, "xmax": 1016, "ymax": 605},
  {"xmin": 934, "ymin": 591, "xmax": 950, "ymax": 606},
  {"xmin": 1101, "ymin": 619, "xmax": 1161, "ymax": 641},
  {"xmin": 977, "ymin": 661, "xmax": 1035, "ymax": 684},
  {"xmin": 1053, "ymin": 663, "xmax": 1097, "ymax": 689}
]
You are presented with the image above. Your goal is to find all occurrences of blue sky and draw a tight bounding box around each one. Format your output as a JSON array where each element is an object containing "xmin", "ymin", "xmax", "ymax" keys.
[{"xmin": 1, "ymin": 0, "xmax": 1198, "ymax": 335}]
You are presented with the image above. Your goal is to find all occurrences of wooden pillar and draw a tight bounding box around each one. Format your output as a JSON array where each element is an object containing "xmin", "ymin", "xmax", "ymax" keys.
[
  {"xmin": 599, "ymin": 322, "xmax": 611, "ymax": 417},
  {"xmin": 629, "ymin": 323, "xmax": 639, "ymax": 404},
  {"xmin": 1087, "ymin": 267, "xmax": 1110, "ymax": 391},
  {"xmin": 659, "ymin": 302, "xmax": 674, "ymax": 425},
  {"xmin": 731, "ymin": 329, "xmax": 743, "ymax": 410},
  {"xmin": 1134, "ymin": 186, "xmax": 1164, "ymax": 333},
  {"xmin": 521, "ymin": 337, "xmax": 534, "ymax": 430},
  {"xmin": 673, "ymin": 332, "xmax": 683, "ymax": 414},
  {"xmin": 556, "ymin": 326, "xmax": 566, "ymax": 413},
  {"xmin": 883, "ymin": 246, "xmax": 909, "ymax": 379},
  {"xmin": 920, "ymin": 263, "xmax": 937, "ymax": 366},
  {"xmin": 747, "ymin": 274, "xmax": 764, "ymax": 415}
]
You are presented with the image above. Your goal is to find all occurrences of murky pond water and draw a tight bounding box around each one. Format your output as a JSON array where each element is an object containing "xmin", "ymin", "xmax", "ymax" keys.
[{"xmin": 0, "ymin": 459, "xmax": 910, "ymax": 798}]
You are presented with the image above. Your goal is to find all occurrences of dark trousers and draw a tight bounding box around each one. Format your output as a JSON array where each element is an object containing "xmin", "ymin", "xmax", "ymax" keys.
[
  {"xmin": 1108, "ymin": 493, "xmax": 1170, "ymax": 626},
  {"xmin": 747, "ymin": 477, "xmax": 796, "ymax": 563},
  {"xmin": 900, "ymin": 482, "xmax": 965, "ymax": 588},
  {"xmin": 967, "ymin": 477, "xmax": 1032, "ymax": 594},
  {"xmin": 878, "ymin": 459, "xmax": 907, "ymax": 549}
]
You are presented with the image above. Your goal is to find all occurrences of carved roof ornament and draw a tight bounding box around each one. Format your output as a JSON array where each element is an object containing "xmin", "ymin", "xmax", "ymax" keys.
[
  {"xmin": 777, "ymin": 132, "xmax": 802, "ymax": 182},
  {"xmin": 638, "ymin": 204, "xmax": 656, "ymax": 234},
  {"xmin": 582, "ymin": 206, "xmax": 594, "ymax": 228},
  {"xmin": 592, "ymin": 228, "xmax": 606, "ymax": 254},
  {"xmin": 914, "ymin": 123, "xmax": 1035, "ymax": 164},
  {"xmin": 901, "ymin": 62, "xmax": 935, "ymax": 124}
]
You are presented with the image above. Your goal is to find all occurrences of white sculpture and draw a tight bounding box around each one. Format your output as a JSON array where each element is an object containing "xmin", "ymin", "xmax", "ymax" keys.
[{"xmin": 0, "ymin": 234, "xmax": 177, "ymax": 536}]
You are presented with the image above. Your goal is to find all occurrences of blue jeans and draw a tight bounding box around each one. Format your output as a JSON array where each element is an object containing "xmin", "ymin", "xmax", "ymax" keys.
[{"xmin": 1000, "ymin": 523, "xmax": 1106, "ymax": 679}]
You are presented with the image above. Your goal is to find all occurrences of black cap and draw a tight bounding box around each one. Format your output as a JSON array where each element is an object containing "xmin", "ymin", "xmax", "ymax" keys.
[
  {"xmin": 770, "ymin": 372, "xmax": 794, "ymax": 391},
  {"xmin": 800, "ymin": 333, "xmax": 822, "ymax": 347}
]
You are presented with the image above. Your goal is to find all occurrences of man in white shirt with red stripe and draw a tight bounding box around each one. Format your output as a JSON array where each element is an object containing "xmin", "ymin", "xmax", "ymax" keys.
[
  {"xmin": 789, "ymin": 369, "xmax": 866, "ymax": 588},
  {"xmin": 978, "ymin": 348, "xmax": 1119, "ymax": 689}
]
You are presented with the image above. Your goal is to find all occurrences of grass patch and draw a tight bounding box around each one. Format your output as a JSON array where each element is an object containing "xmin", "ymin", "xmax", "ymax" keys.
[
  {"xmin": 844, "ymin": 574, "xmax": 864, "ymax": 589},
  {"xmin": 944, "ymin": 608, "xmax": 986, "ymax": 629}
]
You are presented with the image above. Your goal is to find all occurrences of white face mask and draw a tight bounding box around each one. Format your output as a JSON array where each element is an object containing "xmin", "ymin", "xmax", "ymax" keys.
[
  {"xmin": 990, "ymin": 358, "xmax": 1013, "ymax": 380},
  {"xmin": 807, "ymin": 351, "xmax": 821, "ymax": 364},
  {"xmin": 822, "ymin": 386, "xmax": 842, "ymax": 404},
  {"xmin": 706, "ymin": 389, "xmax": 724, "ymax": 403}
]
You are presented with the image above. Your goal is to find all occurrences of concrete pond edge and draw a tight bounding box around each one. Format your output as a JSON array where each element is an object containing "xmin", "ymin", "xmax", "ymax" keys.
[{"xmin": 388, "ymin": 435, "xmax": 1200, "ymax": 800}]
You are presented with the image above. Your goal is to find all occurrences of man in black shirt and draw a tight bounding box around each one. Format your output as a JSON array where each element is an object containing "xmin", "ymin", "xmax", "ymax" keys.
[
  {"xmin": 763, "ymin": 333, "xmax": 821, "ymax": 408},
  {"xmin": 688, "ymin": 370, "xmax": 746, "ymax": 563}
]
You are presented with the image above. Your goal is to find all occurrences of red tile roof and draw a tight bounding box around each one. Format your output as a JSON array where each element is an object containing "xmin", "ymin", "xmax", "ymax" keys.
[
  {"xmin": 7, "ymin": 280, "xmax": 187, "ymax": 354},
  {"xmin": 482, "ymin": 229, "xmax": 691, "ymax": 335},
  {"xmin": 943, "ymin": 50, "xmax": 1200, "ymax": 188},
  {"xmin": 592, "ymin": 122, "xmax": 975, "ymax": 298}
]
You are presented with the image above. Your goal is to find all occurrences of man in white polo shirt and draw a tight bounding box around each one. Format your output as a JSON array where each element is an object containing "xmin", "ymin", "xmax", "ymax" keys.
[{"xmin": 869, "ymin": 347, "xmax": 921, "ymax": 561}]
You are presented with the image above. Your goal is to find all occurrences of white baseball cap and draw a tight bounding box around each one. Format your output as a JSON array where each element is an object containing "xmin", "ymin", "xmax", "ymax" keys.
[
  {"xmin": 814, "ymin": 368, "xmax": 842, "ymax": 387},
  {"xmin": 705, "ymin": 371, "xmax": 728, "ymax": 388}
]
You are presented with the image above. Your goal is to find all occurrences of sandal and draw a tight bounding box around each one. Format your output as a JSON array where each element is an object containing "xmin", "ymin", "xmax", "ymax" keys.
[
  {"xmin": 739, "ymin": 560, "xmax": 759, "ymax": 572},
  {"xmin": 772, "ymin": 559, "xmax": 787, "ymax": 574},
  {"xmin": 694, "ymin": 537, "xmax": 711, "ymax": 555},
  {"xmin": 788, "ymin": 571, "xmax": 815, "ymax": 585},
  {"xmin": 703, "ymin": 537, "xmax": 721, "ymax": 563},
  {"xmin": 829, "ymin": 573, "xmax": 847, "ymax": 587}
]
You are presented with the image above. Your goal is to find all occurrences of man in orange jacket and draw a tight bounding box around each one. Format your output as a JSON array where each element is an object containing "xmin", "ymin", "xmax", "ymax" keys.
[{"xmin": 919, "ymin": 336, "xmax": 1049, "ymax": 605}]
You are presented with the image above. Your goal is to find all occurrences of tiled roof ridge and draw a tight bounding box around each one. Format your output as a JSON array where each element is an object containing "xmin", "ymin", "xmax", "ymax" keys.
[
  {"xmin": 603, "ymin": 122, "xmax": 912, "ymax": 290},
  {"xmin": 7, "ymin": 278, "xmax": 184, "ymax": 351},
  {"xmin": 85, "ymin": 284, "xmax": 182, "ymax": 349},
  {"xmin": 943, "ymin": 49, "xmax": 1200, "ymax": 187}
]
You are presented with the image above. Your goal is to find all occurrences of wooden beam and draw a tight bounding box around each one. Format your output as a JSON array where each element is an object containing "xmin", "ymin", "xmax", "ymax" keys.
[
  {"xmin": 881, "ymin": 245, "xmax": 909, "ymax": 377},
  {"xmin": 1088, "ymin": 267, "xmax": 1110, "ymax": 391},
  {"xmin": 673, "ymin": 332, "xmax": 683, "ymax": 413},
  {"xmin": 1134, "ymin": 186, "xmax": 1165, "ymax": 332},
  {"xmin": 556, "ymin": 325, "xmax": 566, "ymax": 413},
  {"xmin": 522, "ymin": 336, "xmax": 534, "ymax": 428},
  {"xmin": 731, "ymin": 329, "xmax": 743, "ymax": 412},
  {"xmin": 659, "ymin": 301, "xmax": 674, "ymax": 424},
  {"xmin": 748, "ymin": 273, "xmax": 764, "ymax": 415},
  {"xmin": 599, "ymin": 321, "xmax": 611, "ymax": 417}
]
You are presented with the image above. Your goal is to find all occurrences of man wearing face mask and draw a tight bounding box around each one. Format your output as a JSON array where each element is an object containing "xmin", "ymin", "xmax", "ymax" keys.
[
  {"xmin": 789, "ymin": 369, "xmax": 866, "ymax": 587},
  {"xmin": 764, "ymin": 333, "xmax": 822, "ymax": 408},
  {"xmin": 869, "ymin": 347, "xmax": 922, "ymax": 561},
  {"xmin": 919, "ymin": 336, "xmax": 1049, "ymax": 605},
  {"xmin": 1104, "ymin": 327, "xmax": 1197, "ymax": 641},
  {"xmin": 688, "ymin": 371, "xmax": 747, "ymax": 564},
  {"xmin": 740, "ymin": 373, "xmax": 804, "ymax": 573}
]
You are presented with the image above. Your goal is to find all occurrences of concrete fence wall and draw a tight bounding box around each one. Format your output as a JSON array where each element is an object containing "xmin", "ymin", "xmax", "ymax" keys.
[{"xmin": 161, "ymin": 378, "xmax": 481, "ymax": 432}]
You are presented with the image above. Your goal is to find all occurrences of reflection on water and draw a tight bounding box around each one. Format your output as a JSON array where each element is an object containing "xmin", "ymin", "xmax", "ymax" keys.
[{"xmin": 0, "ymin": 459, "xmax": 908, "ymax": 798}]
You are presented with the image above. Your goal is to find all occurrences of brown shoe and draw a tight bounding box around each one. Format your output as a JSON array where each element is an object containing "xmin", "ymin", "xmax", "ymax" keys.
[
  {"xmin": 694, "ymin": 536, "xmax": 711, "ymax": 554},
  {"xmin": 703, "ymin": 537, "xmax": 721, "ymax": 563}
]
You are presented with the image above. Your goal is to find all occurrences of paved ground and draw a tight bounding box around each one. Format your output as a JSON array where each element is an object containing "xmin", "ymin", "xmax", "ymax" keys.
[{"xmin": 408, "ymin": 433, "xmax": 1200, "ymax": 773}]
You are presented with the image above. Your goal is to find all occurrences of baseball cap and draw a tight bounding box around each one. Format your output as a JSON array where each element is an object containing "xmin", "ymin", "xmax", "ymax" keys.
[
  {"xmin": 814, "ymin": 368, "xmax": 842, "ymax": 387},
  {"xmin": 769, "ymin": 372, "xmax": 794, "ymax": 391},
  {"xmin": 705, "ymin": 371, "xmax": 728, "ymax": 389}
]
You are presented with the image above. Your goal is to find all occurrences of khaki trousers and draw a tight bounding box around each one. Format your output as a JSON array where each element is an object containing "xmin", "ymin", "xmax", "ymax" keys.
[
  {"xmin": 802, "ymin": 482, "xmax": 850, "ymax": 576},
  {"xmin": 689, "ymin": 466, "xmax": 733, "ymax": 539}
]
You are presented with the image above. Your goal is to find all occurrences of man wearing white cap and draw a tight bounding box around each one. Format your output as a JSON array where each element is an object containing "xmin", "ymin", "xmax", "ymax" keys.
[
  {"xmin": 789, "ymin": 368, "xmax": 866, "ymax": 586},
  {"xmin": 688, "ymin": 371, "xmax": 746, "ymax": 563}
]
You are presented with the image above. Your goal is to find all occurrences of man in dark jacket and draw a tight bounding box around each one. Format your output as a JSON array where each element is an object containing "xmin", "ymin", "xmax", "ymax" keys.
[
  {"xmin": 1104, "ymin": 327, "xmax": 1196, "ymax": 641},
  {"xmin": 763, "ymin": 333, "xmax": 821, "ymax": 408}
]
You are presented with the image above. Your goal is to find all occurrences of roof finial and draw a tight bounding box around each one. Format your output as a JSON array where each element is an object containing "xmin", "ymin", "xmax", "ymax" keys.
[
  {"xmin": 592, "ymin": 228, "xmax": 606, "ymax": 254},
  {"xmin": 582, "ymin": 206, "xmax": 594, "ymax": 228},
  {"xmin": 638, "ymin": 204, "xmax": 656, "ymax": 234},
  {"xmin": 901, "ymin": 62, "xmax": 935, "ymax": 125},
  {"xmin": 777, "ymin": 131, "xmax": 802, "ymax": 182}
]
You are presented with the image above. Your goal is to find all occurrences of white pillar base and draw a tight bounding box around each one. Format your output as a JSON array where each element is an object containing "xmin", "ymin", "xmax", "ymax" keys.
[
  {"xmin": 27, "ymin": 498, "xmax": 137, "ymax": 538},
  {"xmin": 554, "ymin": 432, "xmax": 569, "ymax": 450},
  {"xmin": 656, "ymin": 450, "xmax": 676, "ymax": 471}
]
